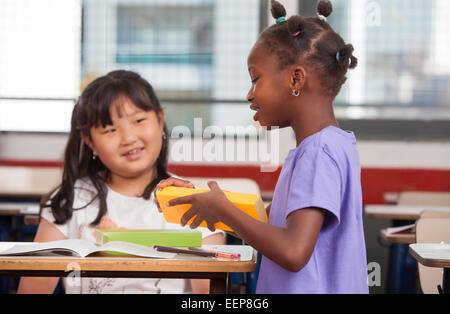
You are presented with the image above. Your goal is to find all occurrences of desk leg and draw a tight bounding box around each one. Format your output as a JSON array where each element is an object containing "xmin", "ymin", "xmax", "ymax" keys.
[
  {"xmin": 386, "ymin": 220, "xmax": 417, "ymax": 294},
  {"xmin": 443, "ymin": 268, "xmax": 450, "ymax": 294},
  {"xmin": 209, "ymin": 273, "xmax": 230, "ymax": 294}
]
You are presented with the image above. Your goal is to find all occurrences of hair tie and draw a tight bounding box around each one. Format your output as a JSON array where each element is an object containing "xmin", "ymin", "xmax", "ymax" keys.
[
  {"xmin": 276, "ymin": 16, "xmax": 286, "ymax": 24},
  {"xmin": 336, "ymin": 51, "xmax": 340, "ymax": 62},
  {"xmin": 317, "ymin": 13, "xmax": 327, "ymax": 22}
]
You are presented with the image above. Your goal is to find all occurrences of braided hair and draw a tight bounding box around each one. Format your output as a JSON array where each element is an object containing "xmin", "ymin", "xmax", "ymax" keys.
[{"xmin": 261, "ymin": 0, "xmax": 357, "ymax": 97}]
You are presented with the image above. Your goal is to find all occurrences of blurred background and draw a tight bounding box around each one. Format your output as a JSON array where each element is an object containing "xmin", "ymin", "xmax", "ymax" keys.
[
  {"xmin": 1, "ymin": 0, "xmax": 449, "ymax": 133},
  {"xmin": 0, "ymin": 0, "xmax": 450, "ymax": 294}
]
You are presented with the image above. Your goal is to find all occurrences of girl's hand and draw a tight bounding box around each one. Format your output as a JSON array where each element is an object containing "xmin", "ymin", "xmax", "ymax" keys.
[
  {"xmin": 154, "ymin": 177, "xmax": 195, "ymax": 213},
  {"xmin": 167, "ymin": 181, "xmax": 231, "ymax": 232}
]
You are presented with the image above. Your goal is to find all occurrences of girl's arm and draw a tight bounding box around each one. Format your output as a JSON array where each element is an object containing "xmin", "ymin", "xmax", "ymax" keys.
[
  {"xmin": 169, "ymin": 181, "xmax": 325, "ymax": 272},
  {"xmin": 17, "ymin": 218, "xmax": 66, "ymax": 294},
  {"xmin": 217, "ymin": 202, "xmax": 324, "ymax": 272}
]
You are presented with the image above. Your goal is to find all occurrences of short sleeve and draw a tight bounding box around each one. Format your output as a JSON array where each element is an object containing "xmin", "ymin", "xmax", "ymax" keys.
[
  {"xmin": 40, "ymin": 207, "xmax": 69, "ymax": 238},
  {"xmin": 286, "ymin": 147, "xmax": 341, "ymax": 230}
]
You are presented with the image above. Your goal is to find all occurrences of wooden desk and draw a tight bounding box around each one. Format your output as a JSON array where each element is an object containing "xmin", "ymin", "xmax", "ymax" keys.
[
  {"xmin": 365, "ymin": 205, "xmax": 450, "ymax": 220},
  {"xmin": 0, "ymin": 253, "xmax": 257, "ymax": 294},
  {"xmin": 381, "ymin": 229, "xmax": 416, "ymax": 244},
  {"xmin": 409, "ymin": 243, "xmax": 450, "ymax": 294},
  {"xmin": 0, "ymin": 166, "xmax": 61, "ymax": 199},
  {"xmin": 0, "ymin": 202, "xmax": 39, "ymax": 216}
]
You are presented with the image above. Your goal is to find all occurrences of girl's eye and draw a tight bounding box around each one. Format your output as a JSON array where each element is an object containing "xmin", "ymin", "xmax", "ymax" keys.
[
  {"xmin": 102, "ymin": 129, "xmax": 116, "ymax": 134},
  {"xmin": 251, "ymin": 77, "xmax": 260, "ymax": 84},
  {"xmin": 136, "ymin": 118, "xmax": 146, "ymax": 124}
]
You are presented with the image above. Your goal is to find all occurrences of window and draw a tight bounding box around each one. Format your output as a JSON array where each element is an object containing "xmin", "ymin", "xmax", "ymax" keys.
[
  {"xmin": 0, "ymin": 0, "xmax": 81, "ymax": 132},
  {"xmin": 324, "ymin": 0, "xmax": 450, "ymax": 121},
  {"xmin": 81, "ymin": 0, "xmax": 260, "ymax": 135},
  {"xmin": 2, "ymin": 0, "xmax": 449, "ymax": 137}
]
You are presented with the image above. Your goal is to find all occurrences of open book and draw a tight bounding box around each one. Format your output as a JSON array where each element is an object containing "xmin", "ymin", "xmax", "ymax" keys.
[
  {"xmin": 384, "ymin": 224, "xmax": 416, "ymax": 235},
  {"xmin": 0, "ymin": 239, "xmax": 177, "ymax": 259}
]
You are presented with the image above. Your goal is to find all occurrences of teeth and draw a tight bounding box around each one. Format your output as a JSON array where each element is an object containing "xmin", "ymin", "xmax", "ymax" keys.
[{"xmin": 126, "ymin": 148, "xmax": 142, "ymax": 155}]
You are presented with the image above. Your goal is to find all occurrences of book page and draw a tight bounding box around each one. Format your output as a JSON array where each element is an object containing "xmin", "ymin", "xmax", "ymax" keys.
[
  {"xmin": 98, "ymin": 241, "xmax": 176, "ymax": 258},
  {"xmin": 385, "ymin": 224, "xmax": 416, "ymax": 235},
  {"xmin": 0, "ymin": 239, "xmax": 176, "ymax": 258},
  {"xmin": 0, "ymin": 239, "xmax": 97, "ymax": 257}
]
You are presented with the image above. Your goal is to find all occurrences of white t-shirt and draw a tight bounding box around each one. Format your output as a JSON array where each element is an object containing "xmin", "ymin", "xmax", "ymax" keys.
[{"xmin": 41, "ymin": 177, "xmax": 221, "ymax": 294}]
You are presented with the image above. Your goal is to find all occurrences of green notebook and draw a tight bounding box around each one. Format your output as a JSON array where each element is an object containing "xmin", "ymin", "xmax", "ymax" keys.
[{"xmin": 95, "ymin": 229, "xmax": 202, "ymax": 248}]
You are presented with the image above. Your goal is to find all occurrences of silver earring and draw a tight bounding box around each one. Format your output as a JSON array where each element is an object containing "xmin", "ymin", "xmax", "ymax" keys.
[
  {"xmin": 162, "ymin": 133, "xmax": 167, "ymax": 140},
  {"xmin": 93, "ymin": 154, "xmax": 97, "ymax": 160},
  {"xmin": 292, "ymin": 89, "xmax": 301, "ymax": 97}
]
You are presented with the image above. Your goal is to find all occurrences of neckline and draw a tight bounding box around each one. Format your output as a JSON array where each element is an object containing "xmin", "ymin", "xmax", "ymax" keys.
[
  {"xmin": 106, "ymin": 184, "xmax": 154, "ymax": 201},
  {"xmin": 289, "ymin": 125, "xmax": 354, "ymax": 155}
]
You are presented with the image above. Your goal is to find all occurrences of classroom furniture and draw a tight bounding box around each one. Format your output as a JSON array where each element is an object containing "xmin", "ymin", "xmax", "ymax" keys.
[
  {"xmin": 0, "ymin": 166, "xmax": 61, "ymax": 199},
  {"xmin": 0, "ymin": 203, "xmax": 39, "ymax": 217},
  {"xmin": 380, "ymin": 210, "xmax": 450, "ymax": 245},
  {"xmin": 398, "ymin": 192, "xmax": 450, "ymax": 207},
  {"xmin": 420, "ymin": 210, "xmax": 450, "ymax": 219},
  {"xmin": 365, "ymin": 205, "xmax": 450, "ymax": 220},
  {"xmin": 0, "ymin": 201, "xmax": 41, "ymax": 293},
  {"xmin": 366, "ymin": 192, "xmax": 450, "ymax": 294},
  {"xmin": 380, "ymin": 228, "xmax": 415, "ymax": 245},
  {"xmin": 0, "ymin": 251, "xmax": 257, "ymax": 294},
  {"xmin": 414, "ymin": 216, "xmax": 450, "ymax": 294},
  {"xmin": 185, "ymin": 177, "xmax": 262, "ymax": 294},
  {"xmin": 409, "ymin": 243, "xmax": 450, "ymax": 294},
  {"xmin": 383, "ymin": 192, "xmax": 400, "ymax": 205}
]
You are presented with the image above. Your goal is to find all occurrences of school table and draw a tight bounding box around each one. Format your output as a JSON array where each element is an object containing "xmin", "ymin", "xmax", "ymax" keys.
[
  {"xmin": 0, "ymin": 250, "xmax": 257, "ymax": 294},
  {"xmin": 364, "ymin": 204, "xmax": 436, "ymax": 293},
  {"xmin": 409, "ymin": 243, "xmax": 450, "ymax": 294},
  {"xmin": 0, "ymin": 166, "xmax": 61, "ymax": 199},
  {"xmin": 380, "ymin": 228, "xmax": 416, "ymax": 244},
  {"xmin": 365, "ymin": 205, "xmax": 450, "ymax": 220}
]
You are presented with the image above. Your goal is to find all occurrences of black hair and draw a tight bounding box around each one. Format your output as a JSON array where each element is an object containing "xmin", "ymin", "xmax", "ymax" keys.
[
  {"xmin": 41, "ymin": 70, "xmax": 170, "ymax": 226},
  {"xmin": 261, "ymin": 0, "xmax": 357, "ymax": 97}
]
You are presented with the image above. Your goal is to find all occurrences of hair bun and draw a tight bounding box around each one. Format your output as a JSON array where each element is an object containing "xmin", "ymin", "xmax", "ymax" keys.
[
  {"xmin": 287, "ymin": 15, "xmax": 307, "ymax": 37},
  {"xmin": 270, "ymin": 0, "xmax": 287, "ymax": 19},
  {"xmin": 317, "ymin": 0, "xmax": 333, "ymax": 18},
  {"xmin": 337, "ymin": 44, "xmax": 358, "ymax": 70}
]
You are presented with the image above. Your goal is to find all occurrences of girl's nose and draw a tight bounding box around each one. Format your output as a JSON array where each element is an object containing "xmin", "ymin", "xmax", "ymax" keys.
[
  {"xmin": 247, "ymin": 85, "xmax": 255, "ymax": 103},
  {"xmin": 121, "ymin": 127, "xmax": 138, "ymax": 146}
]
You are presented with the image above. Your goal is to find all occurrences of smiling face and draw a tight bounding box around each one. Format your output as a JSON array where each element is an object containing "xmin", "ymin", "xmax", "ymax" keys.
[
  {"xmin": 84, "ymin": 97, "xmax": 165, "ymax": 184},
  {"xmin": 246, "ymin": 41, "xmax": 297, "ymax": 130}
]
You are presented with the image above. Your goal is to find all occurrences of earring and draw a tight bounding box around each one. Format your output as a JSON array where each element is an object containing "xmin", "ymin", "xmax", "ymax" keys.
[
  {"xmin": 93, "ymin": 154, "xmax": 97, "ymax": 160},
  {"xmin": 162, "ymin": 133, "xmax": 167, "ymax": 140},
  {"xmin": 292, "ymin": 89, "xmax": 301, "ymax": 97}
]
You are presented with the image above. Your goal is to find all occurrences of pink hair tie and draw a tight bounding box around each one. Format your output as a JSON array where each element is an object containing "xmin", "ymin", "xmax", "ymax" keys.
[{"xmin": 292, "ymin": 31, "xmax": 300, "ymax": 37}]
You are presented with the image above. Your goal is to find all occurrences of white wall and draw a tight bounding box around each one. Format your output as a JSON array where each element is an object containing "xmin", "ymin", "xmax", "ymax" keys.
[{"xmin": 1, "ymin": 132, "xmax": 450, "ymax": 171}]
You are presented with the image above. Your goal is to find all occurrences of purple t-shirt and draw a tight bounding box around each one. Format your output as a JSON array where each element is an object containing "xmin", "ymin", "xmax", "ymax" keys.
[{"xmin": 256, "ymin": 126, "xmax": 369, "ymax": 294}]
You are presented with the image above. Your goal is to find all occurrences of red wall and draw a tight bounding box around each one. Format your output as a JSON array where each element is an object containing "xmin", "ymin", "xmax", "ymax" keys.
[{"xmin": 1, "ymin": 160, "xmax": 449, "ymax": 205}]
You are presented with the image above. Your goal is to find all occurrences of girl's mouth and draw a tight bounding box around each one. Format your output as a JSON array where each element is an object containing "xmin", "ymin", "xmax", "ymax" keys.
[
  {"xmin": 250, "ymin": 104, "xmax": 260, "ymax": 121},
  {"xmin": 123, "ymin": 148, "xmax": 144, "ymax": 159}
]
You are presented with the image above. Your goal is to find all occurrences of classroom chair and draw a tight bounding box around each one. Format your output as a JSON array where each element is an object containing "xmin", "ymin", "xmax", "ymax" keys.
[
  {"xmin": 398, "ymin": 191, "xmax": 450, "ymax": 206},
  {"xmin": 386, "ymin": 191, "xmax": 450, "ymax": 293},
  {"xmin": 415, "ymin": 215, "xmax": 450, "ymax": 294}
]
